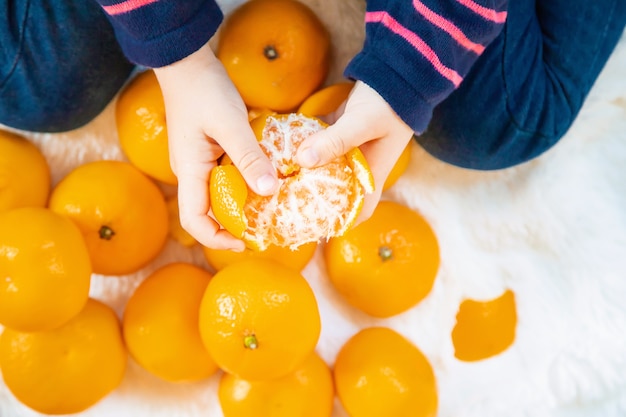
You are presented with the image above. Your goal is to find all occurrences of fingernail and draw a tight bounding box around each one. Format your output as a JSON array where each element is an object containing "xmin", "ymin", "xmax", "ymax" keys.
[
  {"xmin": 299, "ymin": 147, "xmax": 320, "ymax": 167},
  {"xmin": 256, "ymin": 173, "xmax": 277, "ymax": 195}
]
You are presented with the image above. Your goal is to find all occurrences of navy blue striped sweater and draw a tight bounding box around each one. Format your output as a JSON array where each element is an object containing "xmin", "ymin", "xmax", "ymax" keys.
[{"xmin": 95, "ymin": 0, "xmax": 508, "ymax": 133}]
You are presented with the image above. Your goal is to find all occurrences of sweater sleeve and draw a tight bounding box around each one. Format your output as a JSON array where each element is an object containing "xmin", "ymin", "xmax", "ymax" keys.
[
  {"xmin": 94, "ymin": 0, "xmax": 223, "ymax": 68},
  {"xmin": 345, "ymin": 0, "xmax": 508, "ymax": 133}
]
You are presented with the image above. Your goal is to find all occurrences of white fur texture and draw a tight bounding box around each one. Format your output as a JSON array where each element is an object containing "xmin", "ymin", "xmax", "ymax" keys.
[{"xmin": 2, "ymin": 1, "xmax": 626, "ymax": 416}]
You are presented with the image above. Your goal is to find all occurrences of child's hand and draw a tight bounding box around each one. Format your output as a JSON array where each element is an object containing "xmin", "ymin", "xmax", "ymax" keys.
[
  {"xmin": 154, "ymin": 42, "xmax": 278, "ymax": 251},
  {"xmin": 296, "ymin": 81, "xmax": 414, "ymax": 224}
]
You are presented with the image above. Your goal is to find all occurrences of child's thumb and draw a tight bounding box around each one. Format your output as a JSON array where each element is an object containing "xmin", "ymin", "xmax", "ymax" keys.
[
  {"xmin": 296, "ymin": 116, "xmax": 365, "ymax": 168},
  {"xmin": 220, "ymin": 127, "xmax": 278, "ymax": 196}
]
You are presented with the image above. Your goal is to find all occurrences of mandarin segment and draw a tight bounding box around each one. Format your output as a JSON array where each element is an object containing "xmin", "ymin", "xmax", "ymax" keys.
[
  {"xmin": 0, "ymin": 299, "xmax": 127, "ymax": 415},
  {"xmin": 217, "ymin": 0, "xmax": 330, "ymax": 111},
  {"xmin": 198, "ymin": 259, "xmax": 321, "ymax": 381},
  {"xmin": 116, "ymin": 70, "xmax": 176, "ymax": 185},
  {"xmin": 451, "ymin": 290, "xmax": 518, "ymax": 362},
  {"xmin": 324, "ymin": 200, "xmax": 439, "ymax": 318},
  {"xmin": 219, "ymin": 353, "xmax": 334, "ymax": 417},
  {"xmin": 250, "ymin": 109, "xmax": 278, "ymax": 139},
  {"xmin": 0, "ymin": 207, "xmax": 91, "ymax": 332},
  {"xmin": 334, "ymin": 327, "xmax": 438, "ymax": 417},
  {"xmin": 123, "ymin": 263, "xmax": 218, "ymax": 382}
]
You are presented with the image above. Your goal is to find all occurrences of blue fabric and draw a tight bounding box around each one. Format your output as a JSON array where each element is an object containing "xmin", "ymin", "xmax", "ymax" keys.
[
  {"xmin": 345, "ymin": 0, "xmax": 507, "ymax": 134},
  {"xmin": 414, "ymin": 0, "xmax": 626, "ymax": 170},
  {"xmin": 0, "ymin": 0, "xmax": 134, "ymax": 132},
  {"xmin": 96, "ymin": 0, "xmax": 223, "ymax": 68},
  {"xmin": 1, "ymin": 0, "xmax": 624, "ymax": 166}
]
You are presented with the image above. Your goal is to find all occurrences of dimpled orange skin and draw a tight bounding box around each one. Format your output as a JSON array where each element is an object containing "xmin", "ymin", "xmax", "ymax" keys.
[
  {"xmin": 0, "ymin": 299, "xmax": 127, "ymax": 415},
  {"xmin": 0, "ymin": 207, "xmax": 91, "ymax": 332},
  {"xmin": 0, "ymin": 130, "xmax": 51, "ymax": 211},
  {"xmin": 452, "ymin": 289, "xmax": 518, "ymax": 362},
  {"xmin": 324, "ymin": 200, "xmax": 440, "ymax": 318},
  {"xmin": 202, "ymin": 241, "xmax": 318, "ymax": 272},
  {"xmin": 217, "ymin": 0, "xmax": 331, "ymax": 112},
  {"xmin": 123, "ymin": 263, "xmax": 219, "ymax": 382},
  {"xmin": 219, "ymin": 353, "xmax": 334, "ymax": 417},
  {"xmin": 48, "ymin": 160, "xmax": 169, "ymax": 276},
  {"xmin": 334, "ymin": 327, "xmax": 438, "ymax": 417},
  {"xmin": 209, "ymin": 163, "xmax": 248, "ymax": 239},
  {"xmin": 199, "ymin": 259, "xmax": 321, "ymax": 382},
  {"xmin": 116, "ymin": 70, "xmax": 177, "ymax": 185}
]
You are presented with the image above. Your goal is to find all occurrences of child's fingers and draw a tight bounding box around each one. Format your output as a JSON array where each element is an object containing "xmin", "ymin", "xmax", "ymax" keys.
[
  {"xmin": 214, "ymin": 116, "xmax": 279, "ymax": 196},
  {"xmin": 176, "ymin": 171, "xmax": 245, "ymax": 251},
  {"xmin": 296, "ymin": 111, "xmax": 375, "ymax": 168}
]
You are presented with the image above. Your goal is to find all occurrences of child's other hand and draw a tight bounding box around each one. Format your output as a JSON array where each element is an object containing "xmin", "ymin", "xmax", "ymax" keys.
[
  {"xmin": 296, "ymin": 81, "xmax": 414, "ymax": 224},
  {"xmin": 154, "ymin": 42, "xmax": 278, "ymax": 251}
]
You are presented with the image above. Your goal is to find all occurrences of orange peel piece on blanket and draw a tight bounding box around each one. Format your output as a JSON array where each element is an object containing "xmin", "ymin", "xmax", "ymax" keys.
[{"xmin": 452, "ymin": 289, "xmax": 518, "ymax": 361}]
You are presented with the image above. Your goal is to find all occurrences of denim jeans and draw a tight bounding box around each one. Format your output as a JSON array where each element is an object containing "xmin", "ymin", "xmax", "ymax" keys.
[
  {"xmin": 0, "ymin": 0, "xmax": 134, "ymax": 132},
  {"xmin": 416, "ymin": 0, "xmax": 626, "ymax": 170}
]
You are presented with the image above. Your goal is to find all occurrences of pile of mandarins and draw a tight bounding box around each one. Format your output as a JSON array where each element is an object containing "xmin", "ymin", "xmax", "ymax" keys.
[{"xmin": 0, "ymin": 1, "xmax": 517, "ymax": 416}]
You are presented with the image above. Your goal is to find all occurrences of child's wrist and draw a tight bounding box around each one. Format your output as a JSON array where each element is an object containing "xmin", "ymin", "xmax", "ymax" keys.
[{"xmin": 154, "ymin": 41, "xmax": 218, "ymax": 83}]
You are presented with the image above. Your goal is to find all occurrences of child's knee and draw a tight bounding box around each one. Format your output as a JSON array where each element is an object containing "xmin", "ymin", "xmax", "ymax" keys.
[
  {"xmin": 0, "ymin": 0, "xmax": 134, "ymax": 133},
  {"xmin": 0, "ymin": 57, "xmax": 133, "ymax": 133},
  {"xmin": 0, "ymin": 99, "xmax": 101, "ymax": 133}
]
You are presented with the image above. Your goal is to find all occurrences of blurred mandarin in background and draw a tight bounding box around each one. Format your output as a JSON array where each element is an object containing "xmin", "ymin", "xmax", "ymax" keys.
[
  {"xmin": 0, "ymin": 207, "xmax": 91, "ymax": 332},
  {"xmin": 217, "ymin": 0, "xmax": 331, "ymax": 112},
  {"xmin": 334, "ymin": 327, "xmax": 438, "ymax": 417},
  {"xmin": 0, "ymin": 130, "xmax": 50, "ymax": 212},
  {"xmin": 0, "ymin": 299, "xmax": 127, "ymax": 415},
  {"xmin": 116, "ymin": 70, "xmax": 177, "ymax": 185},
  {"xmin": 123, "ymin": 262, "xmax": 219, "ymax": 382}
]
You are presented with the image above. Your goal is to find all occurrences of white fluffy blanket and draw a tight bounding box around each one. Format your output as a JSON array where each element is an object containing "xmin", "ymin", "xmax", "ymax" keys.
[{"xmin": 2, "ymin": 1, "xmax": 626, "ymax": 416}]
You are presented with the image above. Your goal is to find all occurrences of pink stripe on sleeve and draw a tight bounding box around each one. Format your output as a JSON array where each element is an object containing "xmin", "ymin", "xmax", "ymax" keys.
[
  {"xmin": 102, "ymin": 0, "xmax": 158, "ymax": 15},
  {"xmin": 413, "ymin": 0, "xmax": 485, "ymax": 55},
  {"xmin": 366, "ymin": 11, "xmax": 463, "ymax": 87},
  {"xmin": 454, "ymin": 0, "xmax": 507, "ymax": 23}
]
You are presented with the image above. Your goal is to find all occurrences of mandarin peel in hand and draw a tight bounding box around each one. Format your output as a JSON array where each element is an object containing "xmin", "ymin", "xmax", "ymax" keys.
[{"xmin": 210, "ymin": 113, "xmax": 374, "ymax": 251}]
